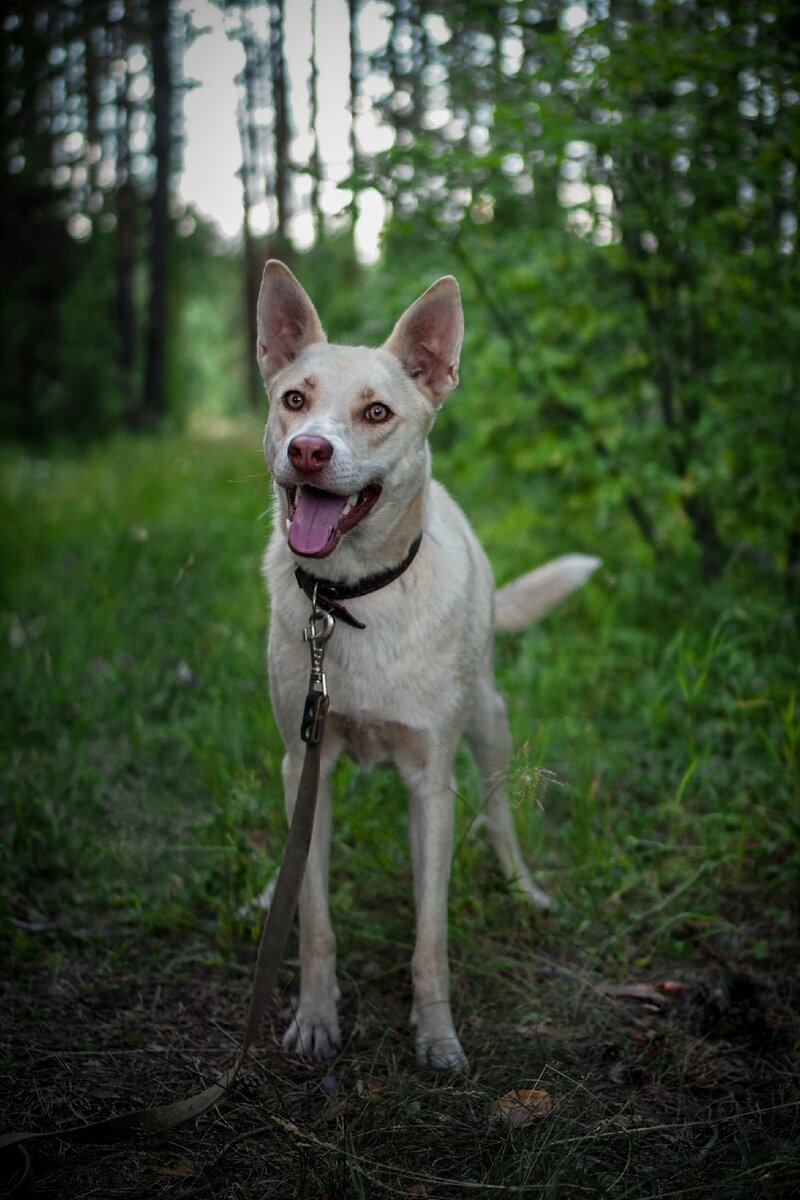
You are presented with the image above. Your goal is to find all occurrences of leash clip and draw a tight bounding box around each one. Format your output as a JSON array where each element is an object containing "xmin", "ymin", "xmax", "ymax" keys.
[
  {"xmin": 301, "ymin": 590, "xmax": 334, "ymax": 743},
  {"xmin": 303, "ymin": 606, "xmax": 334, "ymax": 693}
]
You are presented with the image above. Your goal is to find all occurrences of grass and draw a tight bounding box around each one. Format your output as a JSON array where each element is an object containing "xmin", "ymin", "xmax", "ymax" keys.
[{"xmin": 1, "ymin": 422, "xmax": 798, "ymax": 1198}]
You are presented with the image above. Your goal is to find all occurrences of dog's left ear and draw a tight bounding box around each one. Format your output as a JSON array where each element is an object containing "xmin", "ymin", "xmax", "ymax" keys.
[
  {"xmin": 383, "ymin": 276, "xmax": 464, "ymax": 406},
  {"xmin": 257, "ymin": 260, "xmax": 326, "ymax": 384}
]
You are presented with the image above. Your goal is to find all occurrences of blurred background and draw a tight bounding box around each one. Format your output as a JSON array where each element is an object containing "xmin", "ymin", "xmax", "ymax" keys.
[{"xmin": 2, "ymin": 0, "xmax": 797, "ymax": 552}]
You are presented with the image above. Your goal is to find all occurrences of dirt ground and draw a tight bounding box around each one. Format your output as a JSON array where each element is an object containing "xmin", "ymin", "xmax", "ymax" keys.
[{"xmin": 2, "ymin": 929, "xmax": 798, "ymax": 1200}]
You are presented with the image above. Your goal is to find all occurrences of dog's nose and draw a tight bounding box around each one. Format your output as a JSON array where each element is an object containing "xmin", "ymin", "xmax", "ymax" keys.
[{"xmin": 288, "ymin": 435, "xmax": 333, "ymax": 475}]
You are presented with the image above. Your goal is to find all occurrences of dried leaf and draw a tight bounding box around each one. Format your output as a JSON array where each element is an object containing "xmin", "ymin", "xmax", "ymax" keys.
[
  {"xmin": 155, "ymin": 1158, "xmax": 195, "ymax": 1178},
  {"xmin": 656, "ymin": 979, "xmax": 688, "ymax": 995},
  {"xmin": 599, "ymin": 983, "xmax": 665, "ymax": 1004},
  {"xmin": 494, "ymin": 1087, "xmax": 553, "ymax": 1126},
  {"xmin": 406, "ymin": 1184, "xmax": 428, "ymax": 1196},
  {"xmin": 514, "ymin": 1018, "xmax": 555, "ymax": 1038},
  {"xmin": 10, "ymin": 915, "xmax": 56, "ymax": 932},
  {"xmin": 324, "ymin": 1096, "xmax": 352, "ymax": 1120}
]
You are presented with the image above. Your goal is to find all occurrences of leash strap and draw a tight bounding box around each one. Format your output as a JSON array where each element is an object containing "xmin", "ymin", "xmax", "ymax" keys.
[
  {"xmin": 0, "ymin": 604, "xmax": 335, "ymax": 1197},
  {"xmin": 295, "ymin": 533, "xmax": 422, "ymax": 628}
]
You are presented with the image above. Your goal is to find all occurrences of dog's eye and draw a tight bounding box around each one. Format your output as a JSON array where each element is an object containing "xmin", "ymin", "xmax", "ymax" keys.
[
  {"xmin": 283, "ymin": 391, "xmax": 305, "ymax": 411},
  {"xmin": 364, "ymin": 402, "xmax": 391, "ymax": 423}
]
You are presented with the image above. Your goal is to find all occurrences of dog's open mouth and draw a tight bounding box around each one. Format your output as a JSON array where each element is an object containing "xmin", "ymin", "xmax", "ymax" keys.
[{"xmin": 284, "ymin": 483, "xmax": 382, "ymax": 558}]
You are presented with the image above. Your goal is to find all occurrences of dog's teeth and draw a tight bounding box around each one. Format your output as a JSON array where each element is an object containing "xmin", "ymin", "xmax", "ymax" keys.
[
  {"xmin": 341, "ymin": 493, "xmax": 358, "ymax": 518},
  {"xmin": 285, "ymin": 518, "xmax": 291, "ymax": 532}
]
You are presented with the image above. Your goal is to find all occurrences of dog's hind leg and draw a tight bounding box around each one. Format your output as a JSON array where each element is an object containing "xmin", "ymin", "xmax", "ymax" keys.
[
  {"xmin": 466, "ymin": 679, "xmax": 553, "ymax": 911},
  {"xmin": 281, "ymin": 735, "xmax": 344, "ymax": 1060},
  {"xmin": 399, "ymin": 739, "xmax": 469, "ymax": 1072}
]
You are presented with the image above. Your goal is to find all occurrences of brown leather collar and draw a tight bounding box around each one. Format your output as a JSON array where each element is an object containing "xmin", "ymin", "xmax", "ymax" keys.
[{"xmin": 294, "ymin": 533, "xmax": 423, "ymax": 629}]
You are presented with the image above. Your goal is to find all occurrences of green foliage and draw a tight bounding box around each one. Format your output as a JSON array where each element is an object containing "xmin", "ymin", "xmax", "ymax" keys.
[{"xmin": 367, "ymin": 0, "xmax": 800, "ymax": 585}]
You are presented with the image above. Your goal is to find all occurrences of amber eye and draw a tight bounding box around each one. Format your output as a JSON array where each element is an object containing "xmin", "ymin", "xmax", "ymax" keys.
[
  {"xmin": 283, "ymin": 390, "xmax": 305, "ymax": 411},
  {"xmin": 364, "ymin": 402, "xmax": 391, "ymax": 423}
]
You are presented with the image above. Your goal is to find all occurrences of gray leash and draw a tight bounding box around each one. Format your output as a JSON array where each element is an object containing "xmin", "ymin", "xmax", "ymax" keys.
[{"xmin": 0, "ymin": 597, "xmax": 335, "ymax": 1197}]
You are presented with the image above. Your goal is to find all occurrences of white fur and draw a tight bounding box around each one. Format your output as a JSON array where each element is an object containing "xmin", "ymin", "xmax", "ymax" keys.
[
  {"xmin": 257, "ymin": 262, "xmax": 600, "ymax": 1070},
  {"xmin": 495, "ymin": 554, "xmax": 602, "ymax": 632}
]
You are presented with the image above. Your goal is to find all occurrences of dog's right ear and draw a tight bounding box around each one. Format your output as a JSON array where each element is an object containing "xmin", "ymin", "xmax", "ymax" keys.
[{"xmin": 256, "ymin": 260, "xmax": 326, "ymax": 385}]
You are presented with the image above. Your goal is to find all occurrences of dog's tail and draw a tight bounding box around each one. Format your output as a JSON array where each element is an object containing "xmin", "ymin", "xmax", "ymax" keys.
[{"xmin": 494, "ymin": 554, "xmax": 601, "ymax": 633}]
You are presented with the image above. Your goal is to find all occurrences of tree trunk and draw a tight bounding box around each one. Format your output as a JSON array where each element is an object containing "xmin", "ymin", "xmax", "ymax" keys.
[
  {"xmin": 269, "ymin": 0, "xmax": 290, "ymax": 247},
  {"xmin": 347, "ymin": 0, "xmax": 360, "ymax": 234},
  {"xmin": 115, "ymin": 11, "xmax": 137, "ymax": 422},
  {"xmin": 238, "ymin": 16, "xmax": 263, "ymax": 410},
  {"xmin": 308, "ymin": 0, "xmax": 323, "ymax": 243},
  {"xmin": 82, "ymin": 7, "xmax": 101, "ymax": 198},
  {"xmin": 141, "ymin": 0, "xmax": 172, "ymax": 428}
]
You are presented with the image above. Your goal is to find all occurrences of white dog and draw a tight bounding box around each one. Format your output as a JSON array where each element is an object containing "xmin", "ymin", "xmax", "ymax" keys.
[{"xmin": 258, "ymin": 261, "xmax": 599, "ymax": 1070}]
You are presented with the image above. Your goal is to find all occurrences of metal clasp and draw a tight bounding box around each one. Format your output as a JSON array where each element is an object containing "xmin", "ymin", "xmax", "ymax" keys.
[
  {"xmin": 300, "ymin": 589, "xmax": 334, "ymax": 743},
  {"xmin": 303, "ymin": 608, "xmax": 334, "ymax": 695}
]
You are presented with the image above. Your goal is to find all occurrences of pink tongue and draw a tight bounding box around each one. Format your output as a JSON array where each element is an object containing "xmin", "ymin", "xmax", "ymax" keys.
[{"xmin": 288, "ymin": 486, "xmax": 348, "ymax": 557}]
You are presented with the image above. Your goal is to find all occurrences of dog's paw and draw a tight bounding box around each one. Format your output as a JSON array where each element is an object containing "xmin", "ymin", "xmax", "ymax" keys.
[
  {"xmin": 415, "ymin": 1032, "xmax": 469, "ymax": 1072},
  {"xmin": 282, "ymin": 1007, "xmax": 341, "ymax": 1061},
  {"xmin": 517, "ymin": 877, "xmax": 556, "ymax": 912}
]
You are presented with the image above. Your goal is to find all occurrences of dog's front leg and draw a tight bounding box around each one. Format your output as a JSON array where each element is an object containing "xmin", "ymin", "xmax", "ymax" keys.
[
  {"xmin": 280, "ymin": 737, "xmax": 342, "ymax": 1060},
  {"xmin": 404, "ymin": 751, "xmax": 468, "ymax": 1071}
]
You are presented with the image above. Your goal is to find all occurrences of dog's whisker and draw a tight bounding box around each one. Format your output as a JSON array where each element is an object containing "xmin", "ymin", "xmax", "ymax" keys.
[{"xmin": 227, "ymin": 472, "xmax": 270, "ymax": 483}]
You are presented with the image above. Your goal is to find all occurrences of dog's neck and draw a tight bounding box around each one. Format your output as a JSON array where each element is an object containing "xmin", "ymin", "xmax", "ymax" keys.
[{"xmin": 281, "ymin": 477, "xmax": 428, "ymax": 588}]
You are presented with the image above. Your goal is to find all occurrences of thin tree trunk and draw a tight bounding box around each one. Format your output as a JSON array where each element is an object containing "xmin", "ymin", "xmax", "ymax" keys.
[
  {"xmin": 115, "ymin": 11, "xmax": 137, "ymax": 422},
  {"xmin": 308, "ymin": 0, "xmax": 323, "ymax": 243},
  {"xmin": 616, "ymin": 212, "xmax": 728, "ymax": 577},
  {"xmin": 82, "ymin": 9, "xmax": 101, "ymax": 197},
  {"xmin": 269, "ymin": 0, "xmax": 290, "ymax": 246},
  {"xmin": 407, "ymin": 0, "xmax": 427, "ymax": 135},
  {"xmin": 347, "ymin": 0, "xmax": 360, "ymax": 234},
  {"xmin": 142, "ymin": 0, "xmax": 172, "ymax": 427},
  {"xmin": 238, "ymin": 14, "xmax": 262, "ymax": 409},
  {"xmin": 11, "ymin": 2, "xmax": 59, "ymax": 440},
  {"xmin": 387, "ymin": 1, "xmax": 410, "ymax": 214}
]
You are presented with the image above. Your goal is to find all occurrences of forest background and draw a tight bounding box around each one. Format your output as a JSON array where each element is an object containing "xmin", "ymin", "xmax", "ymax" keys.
[{"xmin": 1, "ymin": 1, "xmax": 799, "ymax": 1197}]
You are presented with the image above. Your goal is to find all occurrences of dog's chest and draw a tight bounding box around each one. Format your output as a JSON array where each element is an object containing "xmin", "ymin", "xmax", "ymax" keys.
[{"xmin": 327, "ymin": 712, "xmax": 428, "ymax": 773}]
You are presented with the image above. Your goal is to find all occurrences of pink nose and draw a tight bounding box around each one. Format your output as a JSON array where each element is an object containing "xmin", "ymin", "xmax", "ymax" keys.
[{"xmin": 288, "ymin": 435, "xmax": 333, "ymax": 475}]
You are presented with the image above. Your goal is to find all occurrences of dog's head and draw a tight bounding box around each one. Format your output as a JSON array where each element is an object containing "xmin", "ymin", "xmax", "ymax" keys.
[{"xmin": 257, "ymin": 261, "xmax": 463, "ymax": 560}]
